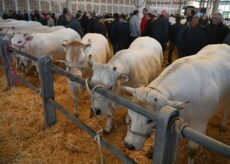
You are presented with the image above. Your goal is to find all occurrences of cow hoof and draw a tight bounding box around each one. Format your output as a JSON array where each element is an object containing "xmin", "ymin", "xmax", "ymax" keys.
[
  {"xmin": 145, "ymin": 147, "xmax": 154, "ymax": 159},
  {"xmin": 219, "ymin": 126, "xmax": 227, "ymax": 133}
]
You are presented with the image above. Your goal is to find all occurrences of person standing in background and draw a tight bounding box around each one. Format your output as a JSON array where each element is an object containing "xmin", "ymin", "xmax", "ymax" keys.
[
  {"xmin": 47, "ymin": 13, "xmax": 55, "ymax": 27},
  {"xmin": 66, "ymin": 12, "xmax": 84, "ymax": 37},
  {"xmin": 129, "ymin": 10, "xmax": 141, "ymax": 43},
  {"xmin": 57, "ymin": 8, "xmax": 68, "ymax": 26},
  {"xmin": 205, "ymin": 13, "xmax": 229, "ymax": 44},
  {"xmin": 140, "ymin": 8, "xmax": 148, "ymax": 35}
]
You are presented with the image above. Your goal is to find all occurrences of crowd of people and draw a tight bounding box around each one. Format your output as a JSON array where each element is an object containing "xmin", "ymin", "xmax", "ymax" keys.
[{"xmin": 2, "ymin": 8, "xmax": 230, "ymax": 65}]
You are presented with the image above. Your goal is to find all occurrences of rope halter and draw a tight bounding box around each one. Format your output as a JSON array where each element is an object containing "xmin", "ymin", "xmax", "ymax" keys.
[
  {"xmin": 94, "ymin": 129, "xmax": 104, "ymax": 164},
  {"xmin": 85, "ymin": 77, "xmax": 123, "ymax": 115}
]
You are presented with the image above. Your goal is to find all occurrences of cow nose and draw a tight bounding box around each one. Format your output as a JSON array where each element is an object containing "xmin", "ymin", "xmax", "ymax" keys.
[
  {"xmin": 124, "ymin": 142, "xmax": 136, "ymax": 150},
  {"xmin": 95, "ymin": 108, "xmax": 101, "ymax": 115}
]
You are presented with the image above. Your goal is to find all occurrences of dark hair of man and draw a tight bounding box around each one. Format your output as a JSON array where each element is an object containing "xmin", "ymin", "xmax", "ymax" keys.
[{"xmin": 63, "ymin": 8, "xmax": 68, "ymax": 15}]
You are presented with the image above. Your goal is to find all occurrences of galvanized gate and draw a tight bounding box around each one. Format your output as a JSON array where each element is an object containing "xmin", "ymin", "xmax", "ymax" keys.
[{"xmin": 1, "ymin": 40, "xmax": 230, "ymax": 164}]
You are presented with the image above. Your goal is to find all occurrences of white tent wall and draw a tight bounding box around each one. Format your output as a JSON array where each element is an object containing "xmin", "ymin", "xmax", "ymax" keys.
[
  {"xmin": 1, "ymin": 0, "xmax": 137, "ymax": 15},
  {"xmin": 0, "ymin": 0, "xmax": 188, "ymax": 16},
  {"xmin": 1, "ymin": 0, "xmax": 228, "ymax": 17}
]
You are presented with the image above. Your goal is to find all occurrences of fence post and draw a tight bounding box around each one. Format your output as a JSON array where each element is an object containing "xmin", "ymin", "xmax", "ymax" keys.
[
  {"xmin": 38, "ymin": 56, "xmax": 56, "ymax": 127},
  {"xmin": 0, "ymin": 40, "xmax": 14, "ymax": 88},
  {"xmin": 153, "ymin": 106, "xmax": 179, "ymax": 164}
]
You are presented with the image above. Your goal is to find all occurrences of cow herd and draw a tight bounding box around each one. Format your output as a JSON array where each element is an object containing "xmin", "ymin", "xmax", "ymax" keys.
[{"xmin": 1, "ymin": 19, "xmax": 230, "ymax": 164}]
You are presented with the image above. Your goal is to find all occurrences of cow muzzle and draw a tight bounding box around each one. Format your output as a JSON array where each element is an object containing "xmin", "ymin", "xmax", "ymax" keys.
[{"xmin": 124, "ymin": 142, "xmax": 136, "ymax": 150}]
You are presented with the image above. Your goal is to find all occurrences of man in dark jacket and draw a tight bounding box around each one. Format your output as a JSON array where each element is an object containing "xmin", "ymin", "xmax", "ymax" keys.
[
  {"xmin": 168, "ymin": 15, "xmax": 183, "ymax": 64},
  {"xmin": 85, "ymin": 12, "xmax": 96, "ymax": 34},
  {"xmin": 57, "ymin": 8, "xmax": 68, "ymax": 26},
  {"xmin": 23, "ymin": 9, "xmax": 29, "ymax": 21},
  {"xmin": 92, "ymin": 16, "xmax": 106, "ymax": 37},
  {"xmin": 205, "ymin": 13, "xmax": 229, "ymax": 44},
  {"xmin": 66, "ymin": 13, "xmax": 84, "ymax": 37},
  {"xmin": 142, "ymin": 10, "xmax": 157, "ymax": 37},
  {"xmin": 151, "ymin": 10, "xmax": 169, "ymax": 51},
  {"xmin": 110, "ymin": 14, "xmax": 130, "ymax": 53},
  {"xmin": 178, "ymin": 16, "xmax": 207, "ymax": 57}
]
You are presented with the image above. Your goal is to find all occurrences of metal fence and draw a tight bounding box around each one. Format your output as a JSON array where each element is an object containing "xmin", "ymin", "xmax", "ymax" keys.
[{"xmin": 1, "ymin": 40, "xmax": 230, "ymax": 164}]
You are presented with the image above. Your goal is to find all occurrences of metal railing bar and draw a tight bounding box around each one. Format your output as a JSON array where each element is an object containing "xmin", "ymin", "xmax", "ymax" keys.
[
  {"xmin": 48, "ymin": 99, "xmax": 136, "ymax": 164},
  {"xmin": 9, "ymin": 47, "xmax": 38, "ymax": 62},
  {"xmin": 3, "ymin": 47, "xmax": 230, "ymax": 162},
  {"xmin": 182, "ymin": 127, "xmax": 230, "ymax": 159},
  {"xmin": 17, "ymin": 76, "xmax": 40, "ymax": 95},
  {"xmin": 49, "ymin": 64, "xmax": 158, "ymax": 121}
]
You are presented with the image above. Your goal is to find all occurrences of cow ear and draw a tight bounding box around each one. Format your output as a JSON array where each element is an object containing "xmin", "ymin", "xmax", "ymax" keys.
[
  {"xmin": 85, "ymin": 39, "xmax": 92, "ymax": 48},
  {"xmin": 25, "ymin": 35, "xmax": 33, "ymax": 41},
  {"xmin": 118, "ymin": 73, "xmax": 129, "ymax": 84},
  {"xmin": 88, "ymin": 54, "xmax": 93, "ymax": 66},
  {"xmin": 84, "ymin": 39, "xmax": 92, "ymax": 54},
  {"xmin": 168, "ymin": 100, "xmax": 189, "ymax": 110},
  {"xmin": 62, "ymin": 40, "xmax": 69, "ymax": 48},
  {"xmin": 122, "ymin": 86, "xmax": 135, "ymax": 95}
]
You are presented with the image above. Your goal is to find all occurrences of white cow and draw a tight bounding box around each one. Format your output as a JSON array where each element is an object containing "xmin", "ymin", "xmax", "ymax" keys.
[
  {"xmin": 90, "ymin": 37, "xmax": 163, "ymax": 132},
  {"xmin": 123, "ymin": 44, "xmax": 230, "ymax": 164},
  {"xmin": 1, "ymin": 26, "xmax": 64, "ymax": 44},
  {"xmin": 10, "ymin": 28, "xmax": 81, "ymax": 72},
  {"xmin": 6, "ymin": 26, "xmax": 65, "ymax": 72},
  {"xmin": 62, "ymin": 33, "xmax": 111, "ymax": 116},
  {"xmin": 0, "ymin": 21, "xmax": 43, "ymax": 41},
  {"xmin": 0, "ymin": 20, "xmax": 42, "ymax": 32}
]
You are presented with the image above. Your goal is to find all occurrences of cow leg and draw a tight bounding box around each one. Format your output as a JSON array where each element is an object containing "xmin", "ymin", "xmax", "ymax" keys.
[
  {"xmin": 22, "ymin": 57, "xmax": 29, "ymax": 74},
  {"xmin": 104, "ymin": 108, "xmax": 113, "ymax": 133},
  {"xmin": 68, "ymin": 80, "xmax": 79, "ymax": 116},
  {"xmin": 15, "ymin": 55, "xmax": 20, "ymax": 70},
  {"xmin": 187, "ymin": 123, "xmax": 207, "ymax": 164},
  {"xmin": 220, "ymin": 108, "xmax": 229, "ymax": 132}
]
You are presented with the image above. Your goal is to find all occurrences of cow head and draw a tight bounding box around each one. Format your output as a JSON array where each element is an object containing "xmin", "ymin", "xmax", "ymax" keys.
[
  {"xmin": 0, "ymin": 27, "xmax": 15, "ymax": 41},
  {"xmin": 123, "ymin": 86, "xmax": 188, "ymax": 150},
  {"xmin": 90, "ymin": 63, "xmax": 129, "ymax": 116},
  {"xmin": 62, "ymin": 39, "xmax": 91, "ymax": 77},
  {"xmin": 11, "ymin": 32, "xmax": 33, "ymax": 48}
]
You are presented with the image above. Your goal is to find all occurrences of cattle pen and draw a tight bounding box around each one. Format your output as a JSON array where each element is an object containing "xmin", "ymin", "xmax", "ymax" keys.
[{"xmin": 0, "ymin": 39, "xmax": 230, "ymax": 164}]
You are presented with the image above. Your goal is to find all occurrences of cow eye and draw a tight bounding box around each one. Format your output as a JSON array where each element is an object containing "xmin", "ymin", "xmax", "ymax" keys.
[
  {"xmin": 17, "ymin": 40, "xmax": 22, "ymax": 44},
  {"xmin": 147, "ymin": 119, "xmax": 153, "ymax": 124}
]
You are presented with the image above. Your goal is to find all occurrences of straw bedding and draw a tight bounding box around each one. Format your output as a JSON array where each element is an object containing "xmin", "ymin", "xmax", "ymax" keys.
[{"xmin": 0, "ymin": 55, "xmax": 230, "ymax": 164}]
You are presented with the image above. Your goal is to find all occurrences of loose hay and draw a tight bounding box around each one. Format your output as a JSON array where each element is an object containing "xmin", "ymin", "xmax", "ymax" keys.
[{"xmin": 1, "ymin": 55, "xmax": 230, "ymax": 164}]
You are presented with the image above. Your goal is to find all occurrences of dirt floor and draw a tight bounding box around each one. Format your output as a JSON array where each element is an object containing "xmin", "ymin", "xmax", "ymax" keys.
[{"xmin": 0, "ymin": 52, "xmax": 230, "ymax": 164}]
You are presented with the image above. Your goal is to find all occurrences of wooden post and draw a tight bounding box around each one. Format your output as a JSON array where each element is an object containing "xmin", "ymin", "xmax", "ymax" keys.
[{"xmin": 37, "ymin": 56, "xmax": 56, "ymax": 127}]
